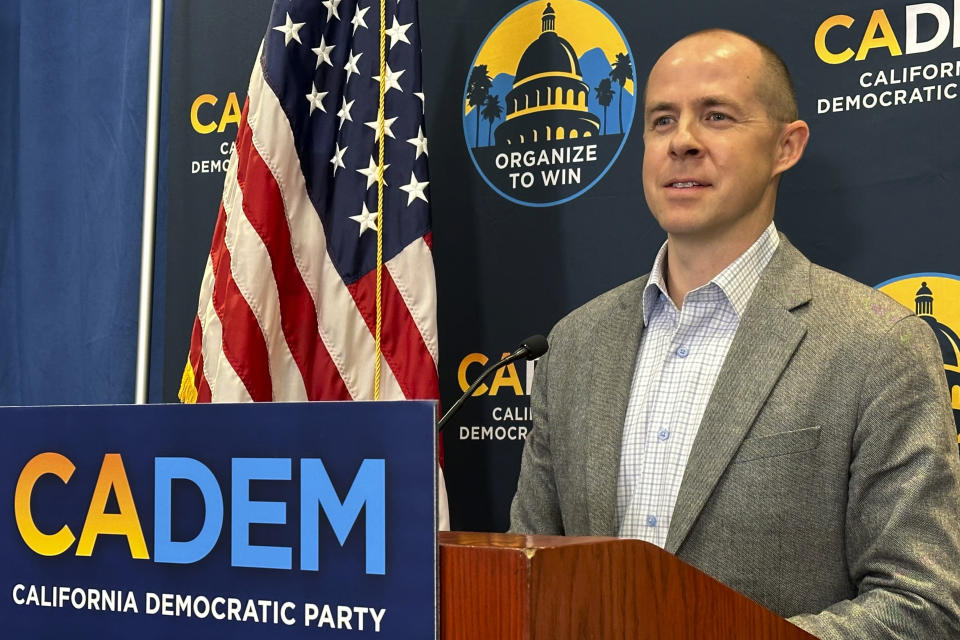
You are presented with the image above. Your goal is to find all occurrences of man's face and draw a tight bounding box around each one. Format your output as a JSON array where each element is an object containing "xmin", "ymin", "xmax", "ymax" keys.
[{"xmin": 641, "ymin": 34, "xmax": 786, "ymax": 245}]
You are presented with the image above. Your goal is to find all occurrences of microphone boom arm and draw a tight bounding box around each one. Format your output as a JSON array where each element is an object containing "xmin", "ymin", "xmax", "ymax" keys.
[
  {"xmin": 437, "ymin": 349, "xmax": 527, "ymax": 433},
  {"xmin": 436, "ymin": 335, "xmax": 547, "ymax": 434}
]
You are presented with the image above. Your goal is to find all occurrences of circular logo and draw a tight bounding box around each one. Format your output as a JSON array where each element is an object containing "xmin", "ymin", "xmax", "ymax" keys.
[
  {"xmin": 878, "ymin": 273, "xmax": 960, "ymax": 446},
  {"xmin": 463, "ymin": 0, "xmax": 636, "ymax": 207}
]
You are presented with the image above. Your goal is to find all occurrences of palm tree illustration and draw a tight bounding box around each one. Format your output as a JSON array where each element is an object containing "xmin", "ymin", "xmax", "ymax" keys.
[
  {"xmin": 609, "ymin": 53, "xmax": 632, "ymax": 134},
  {"xmin": 595, "ymin": 78, "xmax": 614, "ymax": 135},
  {"xmin": 481, "ymin": 94, "xmax": 502, "ymax": 146},
  {"xmin": 467, "ymin": 65, "xmax": 493, "ymax": 148}
]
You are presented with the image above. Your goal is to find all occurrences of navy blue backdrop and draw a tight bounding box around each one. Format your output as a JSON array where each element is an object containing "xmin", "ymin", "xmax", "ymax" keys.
[{"xmin": 0, "ymin": 2, "xmax": 148, "ymax": 405}]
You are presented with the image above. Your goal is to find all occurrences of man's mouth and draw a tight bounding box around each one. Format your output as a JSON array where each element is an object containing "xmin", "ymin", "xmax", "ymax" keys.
[{"xmin": 668, "ymin": 181, "xmax": 707, "ymax": 188}]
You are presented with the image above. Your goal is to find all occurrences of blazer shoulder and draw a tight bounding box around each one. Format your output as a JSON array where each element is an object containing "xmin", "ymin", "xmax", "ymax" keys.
[{"xmin": 807, "ymin": 263, "xmax": 914, "ymax": 333}]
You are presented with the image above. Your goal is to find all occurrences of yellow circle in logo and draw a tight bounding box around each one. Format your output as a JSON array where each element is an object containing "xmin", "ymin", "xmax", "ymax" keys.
[
  {"xmin": 468, "ymin": 0, "xmax": 634, "ymax": 112},
  {"xmin": 878, "ymin": 275, "xmax": 960, "ymax": 337}
]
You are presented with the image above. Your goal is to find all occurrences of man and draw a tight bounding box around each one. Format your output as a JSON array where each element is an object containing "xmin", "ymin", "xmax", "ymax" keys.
[{"xmin": 510, "ymin": 29, "xmax": 960, "ymax": 639}]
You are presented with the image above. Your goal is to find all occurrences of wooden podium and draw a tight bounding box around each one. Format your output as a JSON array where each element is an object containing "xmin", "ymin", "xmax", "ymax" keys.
[{"xmin": 439, "ymin": 532, "xmax": 816, "ymax": 640}]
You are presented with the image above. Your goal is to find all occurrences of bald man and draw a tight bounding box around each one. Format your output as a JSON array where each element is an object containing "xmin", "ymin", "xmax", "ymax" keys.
[{"xmin": 510, "ymin": 30, "xmax": 960, "ymax": 639}]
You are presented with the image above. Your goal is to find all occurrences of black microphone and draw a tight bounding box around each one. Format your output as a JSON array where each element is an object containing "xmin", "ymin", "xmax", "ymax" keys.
[{"xmin": 437, "ymin": 335, "xmax": 548, "ymax": 433}]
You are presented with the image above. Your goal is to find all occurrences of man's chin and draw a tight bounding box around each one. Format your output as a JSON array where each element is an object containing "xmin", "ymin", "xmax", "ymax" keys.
[{"xmin": 651, "ymin": 213, "xmax": 714, "ymax": 239}]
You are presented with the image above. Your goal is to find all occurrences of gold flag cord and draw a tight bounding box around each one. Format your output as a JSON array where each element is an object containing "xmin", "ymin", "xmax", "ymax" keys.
[{"xmin": 373, "ymin": 0, "xmax": 387, "ymax": 400}]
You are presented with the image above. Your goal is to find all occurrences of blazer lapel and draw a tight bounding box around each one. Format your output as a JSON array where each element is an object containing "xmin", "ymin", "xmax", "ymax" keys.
[
  {"xmin": 583, "ymin": 277, "xmax": 648, "ymax": 536},
  {"xmin": 664, "ymin": 238, "xmax": 812, "ymax": 553}
]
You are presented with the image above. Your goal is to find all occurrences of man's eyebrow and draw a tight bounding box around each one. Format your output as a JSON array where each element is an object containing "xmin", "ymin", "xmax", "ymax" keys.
[
  {"xmin": 700, "ymin": 95, "xmax": 736, "ymax": 108},
  {"xmin": 645, "ymin": 96, "xmax": 739, "ymax": 116},
  {"xmin": 645, "ymin": 101, "xmax": 675, "ymax": 116}
]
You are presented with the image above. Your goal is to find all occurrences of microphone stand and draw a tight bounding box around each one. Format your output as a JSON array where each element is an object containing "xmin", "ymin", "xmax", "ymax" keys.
[{"xmin": 437, "ymin": 336, "xmax": 547, "ymax": 433}]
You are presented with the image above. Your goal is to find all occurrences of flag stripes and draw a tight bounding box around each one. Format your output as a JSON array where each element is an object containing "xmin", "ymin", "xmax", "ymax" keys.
[{"xmin": 347, "ymin": 257, "xmax": 437, "ymax": 399}]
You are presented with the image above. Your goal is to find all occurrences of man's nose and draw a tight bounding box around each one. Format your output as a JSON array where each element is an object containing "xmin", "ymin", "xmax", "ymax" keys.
[{"xmin": 668, "ymin": 119, "xmax": 702, "ymax": 158}]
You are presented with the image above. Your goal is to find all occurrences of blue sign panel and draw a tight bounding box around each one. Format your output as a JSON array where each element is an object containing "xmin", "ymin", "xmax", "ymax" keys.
[{"xmin": 1, "ymin": 402, "xmax": 437, "ymax": 638}]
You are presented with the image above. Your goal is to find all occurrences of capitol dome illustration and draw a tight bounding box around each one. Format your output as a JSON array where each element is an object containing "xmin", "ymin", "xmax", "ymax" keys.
[
  {"xmin": 914, "ymin": 282, "xmax": 960, "ymax": 428},
  {"xmin": 494, "ymin": 3, "xmax": 601, "ymax": 146}
]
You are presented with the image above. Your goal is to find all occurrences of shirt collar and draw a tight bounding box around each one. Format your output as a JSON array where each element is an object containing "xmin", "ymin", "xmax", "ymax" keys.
[{"xmin": 642, "ymin": 222, "xmax": 780, "ymax": 325}]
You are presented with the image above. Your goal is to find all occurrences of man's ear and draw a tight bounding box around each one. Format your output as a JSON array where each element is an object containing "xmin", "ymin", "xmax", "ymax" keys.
[{"xmin": 773, "ymin": 119, "xmax": 810, "ymax": 176}]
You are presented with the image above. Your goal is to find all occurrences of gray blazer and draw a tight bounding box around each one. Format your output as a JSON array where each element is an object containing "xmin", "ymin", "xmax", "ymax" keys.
[{"xmin": 510, "ymin": 237, "xmax": 960, "ymax": 639}]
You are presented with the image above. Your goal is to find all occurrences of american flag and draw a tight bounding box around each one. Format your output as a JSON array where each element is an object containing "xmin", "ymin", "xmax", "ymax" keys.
[{"xmin": 179, "ymin": 0, "xmax": 439, "ymax": 406}]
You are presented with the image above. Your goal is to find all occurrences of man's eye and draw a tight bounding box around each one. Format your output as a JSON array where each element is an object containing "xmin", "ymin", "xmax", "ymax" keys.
[
  {"xmin": 652, "ymin": 116, "xmax": 672, "ymax": 127},
  {"xmin": 706, "ymin": 112, "xmax": 728, "ymax": 121}
]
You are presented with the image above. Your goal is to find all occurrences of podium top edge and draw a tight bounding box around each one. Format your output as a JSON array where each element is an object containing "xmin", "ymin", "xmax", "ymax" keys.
[{"xmin": 440, "ymin": 531, "xmax": 638, "ymax": 551}]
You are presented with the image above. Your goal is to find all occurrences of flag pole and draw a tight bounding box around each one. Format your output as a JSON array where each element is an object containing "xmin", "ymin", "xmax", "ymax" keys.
[{"xmin": 135, "ymin": 0, "xmax": 165, "ymax": 404}]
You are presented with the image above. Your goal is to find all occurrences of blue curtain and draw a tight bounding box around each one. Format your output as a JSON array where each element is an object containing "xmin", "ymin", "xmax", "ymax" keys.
[{"xmin": 0, "ymin": 2, "xmax": 150, "ymax": 405}]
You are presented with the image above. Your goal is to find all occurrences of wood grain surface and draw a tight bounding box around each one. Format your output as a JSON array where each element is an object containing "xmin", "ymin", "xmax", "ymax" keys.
[{"xmin": 439, "ymin": 532, "xmax": 816, "ymax": 640}]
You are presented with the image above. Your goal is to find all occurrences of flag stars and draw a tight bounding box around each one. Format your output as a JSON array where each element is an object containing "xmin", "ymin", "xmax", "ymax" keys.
[
  {"xmin": 406, "ymin": 126, "xmax": 428, "ymax": 158},
  {"xmin": 351, "ymin": 5, "xmax": 370, "ymax": 35},
  {"xmin": 414, "ymin": 92, "xmax": 425, "ymax": 114},
  {"xmin": 373, "ymin": 64, "xmax": 405, "ymax": 94},
  {"xmin": 322, "ymin": 0, "xmax": 342, "ymax": 22},
  {"xmin": 399, "ymin": 172, "xmax": 429, "ymax": 205},
  {"xmin": 312, "ymin": 36, "xmax": 335, "ymax": 69},
  {"xmin": 386, "ymin": 17, "xmax": 413, "ymax": 49},
  {"xmin": 330, "ymin": 143, "xmax": 348, "ymax": 175},
  {"xmin": 344, "ymin": 50, "xmax": 363, "ymax": 83},
  {"xmin": 349, "ymin": 203, "xmax": 379, "ymax": 236},
  {"xmin": 364, "ymin": 116, "xmax": 398, "ymax": 141},
  {"xmin": 273, "ymin": 13, "xmax": 305, "ymax": 46},
  {"xmin": 305, "ymin": 83, "xmax": 328, "ymax": 115},
  {"xmin": 357, "ymin": 156, "xmax": 390, "ymax": 189},
  {"xmin": 337, "ymin": 97, "xmax": 355, "ymax": 130}
]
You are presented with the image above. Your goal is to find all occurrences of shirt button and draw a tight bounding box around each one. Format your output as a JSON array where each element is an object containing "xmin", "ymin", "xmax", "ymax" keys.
[
  {"xmin": 658, "ymin": 428, "xmax": 670, "ymax": 441},
  {"xmin": 676, "ymin": 345, "xmax": 689, "ymax": 358},
  {"xmin": 646, "ymin": 515, "xmax": 658, "ymax": 527}
]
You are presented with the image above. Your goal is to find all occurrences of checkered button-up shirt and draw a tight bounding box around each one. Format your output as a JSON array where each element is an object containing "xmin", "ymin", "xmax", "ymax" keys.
[{"xmin": 616, "ymin": 223, "xmax": 780, "ymax": 546}]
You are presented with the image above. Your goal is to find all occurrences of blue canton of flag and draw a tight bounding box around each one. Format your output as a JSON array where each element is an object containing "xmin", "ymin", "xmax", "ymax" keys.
[{"xmin": 265, "ymin": 0, "xmax": 431, "ymax": 284}]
